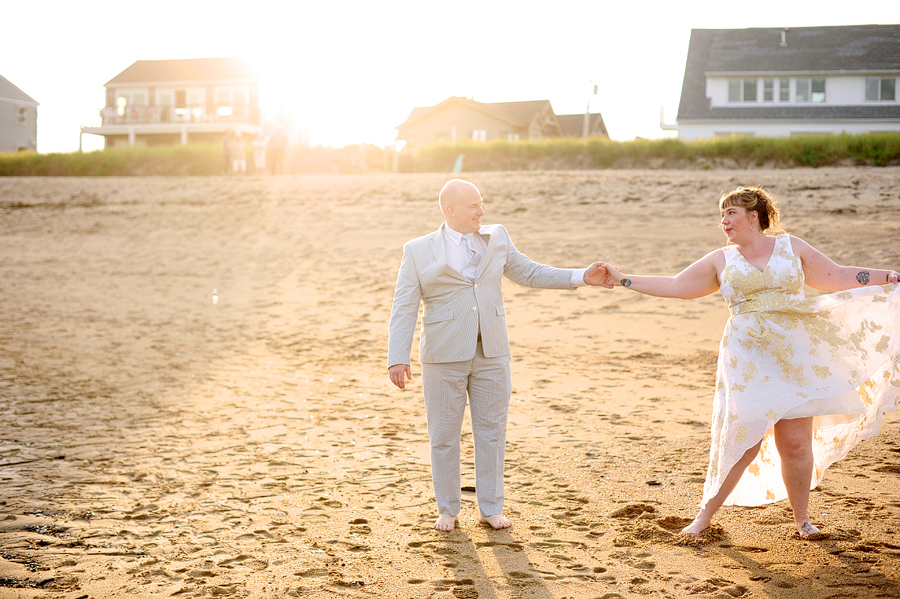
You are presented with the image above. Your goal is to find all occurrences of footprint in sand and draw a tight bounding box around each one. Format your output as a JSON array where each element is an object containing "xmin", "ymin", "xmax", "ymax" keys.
[
  {"xmin": 609, "ymin": 503, "xmax": 657, "ymax": 519},
  {"xmin": 685, "ymin": 577, "xmax": 748, "ymax": 597}
]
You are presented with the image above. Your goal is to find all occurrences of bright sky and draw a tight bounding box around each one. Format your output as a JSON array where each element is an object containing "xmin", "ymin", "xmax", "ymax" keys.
[{"xmin": 3, "ymin": 1, "xmax": 899, "ymax": 153}]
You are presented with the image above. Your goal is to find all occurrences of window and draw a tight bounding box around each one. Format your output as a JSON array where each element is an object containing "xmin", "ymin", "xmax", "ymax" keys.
[
  {"xmin": 796, "ymin": 78, "xmax": 826, "ymax": 103},
  {"xmin": 866, "ymin": 78, "xmax": 896, "ymax": 101},
  {"xmin": 17, "ymin": 107, "xmax": 27, "ymax": 126},
  {"xmin": 743, "ymin": 79, "xmax": 757, "ymax": 102},
  {"xmin": 764, "ymin": 79, "xmax": 791, "ymax": 102},
  {"xmin": 116, "ymin": 90, "xmax": 147, "ymax": 116},
  {"xmin": 471, "ymin": 129, "xmax": 487, "ymax": 142},
  {"xmin": 779, "ymin": 79, "xmax": 790, "ymax": 101},
  {"xmin": 811, "ymin": 79, "xmax": 826, "ymax": 102},
  {"xmin": 215, "ymin": 87, "xmax": 248, "ymax": 118},
  {"xmin": 504, "ymin": 132, "xmax": 520, "ymax": 142},
  {"xmin": 728, "ymin": 79, "xmax": 758, "ymax": 102}
]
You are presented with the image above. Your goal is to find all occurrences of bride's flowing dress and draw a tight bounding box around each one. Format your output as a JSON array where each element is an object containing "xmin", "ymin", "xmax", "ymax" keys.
[{"xmin": 704, "ymin": 234, "xmax": 900, "ymax": 507}]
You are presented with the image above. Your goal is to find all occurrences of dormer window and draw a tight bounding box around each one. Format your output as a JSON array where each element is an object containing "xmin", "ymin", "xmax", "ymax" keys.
[
  {"xmin": 865, "ymin": 78, "xmax": 896, "ymax": 101},
  {"xmin": 796, "ymin": 79, "xmax": 826, "ymax": 103},
  {"xmin": 763, "ymin": 79, "xmax": 790, "ymax": 102},
  {"xmin": 728, "ymin": 79, "xmax": 758, "ymax": 102}
]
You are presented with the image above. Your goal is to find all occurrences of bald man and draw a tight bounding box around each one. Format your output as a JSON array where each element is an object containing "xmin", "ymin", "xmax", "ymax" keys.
[{"xmin": 388, "ymin": 179, "xmax": 608, "ymax": 531}]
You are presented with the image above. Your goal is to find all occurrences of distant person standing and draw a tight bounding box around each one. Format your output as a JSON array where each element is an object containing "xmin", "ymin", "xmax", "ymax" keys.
[
  {"xmin": 269, "ymin": 128, "xmax": 287, "ymax": 175},
  {"xmin": 231, "ymin": 133, "xmax": 247, "ymax": 174},
  {"xmin": 222, "ymin": 130, "xmax": 233, "ymax": 175},
  {"xmin": 252, "ymin": 132, "xmax": 268, "ymax": 175}
]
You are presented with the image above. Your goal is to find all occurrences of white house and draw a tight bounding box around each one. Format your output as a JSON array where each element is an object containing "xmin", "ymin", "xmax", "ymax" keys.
[
  {"xmin": 674, "ymin": 25, "xmax": 900, "ymax": 140},
  {"xmin": 80, "ymin": 57, "xmax": 260, "ymax": 148},
  {"xmin": 0, "ymin": 73, "xmax": 38, "ymax": 153}
]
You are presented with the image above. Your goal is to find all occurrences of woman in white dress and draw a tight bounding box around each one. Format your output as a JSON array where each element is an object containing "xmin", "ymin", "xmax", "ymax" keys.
[{"xmin": 600, "ymin": 186, "xmax": 900, "ymax": 538}]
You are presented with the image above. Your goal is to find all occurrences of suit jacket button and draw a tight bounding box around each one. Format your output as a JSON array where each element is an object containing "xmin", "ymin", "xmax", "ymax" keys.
[{"xmin": 472, "ymin": 306, "xmax": 477, "ymax": 311}]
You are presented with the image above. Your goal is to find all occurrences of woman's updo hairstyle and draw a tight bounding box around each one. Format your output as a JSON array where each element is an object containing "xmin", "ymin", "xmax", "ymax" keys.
[{"xmin": 719, "ymin": 185, "xmax": 784, "ymax": 234}]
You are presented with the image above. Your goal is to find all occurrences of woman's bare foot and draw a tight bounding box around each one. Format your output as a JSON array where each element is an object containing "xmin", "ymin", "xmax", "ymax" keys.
[
  {"xmin": 434, "ymin": 514, "xmax": 458, "ymax": 532},
  {"xmin": 797, "ymin": 521, "xmax": 820, "ymax": 537},
  {"xmin": 680, "ymin": 517, "xmax": 710, "ymax": 538},
  {"xmin": 479, "ymin": 514, "xmax": 511, "ymax": 529}
]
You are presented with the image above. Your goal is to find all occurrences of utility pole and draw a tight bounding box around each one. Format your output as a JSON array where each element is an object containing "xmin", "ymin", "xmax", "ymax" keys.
[{"xmin": 583, "ymin": 82, "xmax": 598, "ymax": 139}]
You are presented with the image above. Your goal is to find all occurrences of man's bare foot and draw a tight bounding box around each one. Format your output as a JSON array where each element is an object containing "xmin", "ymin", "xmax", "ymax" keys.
[
  {"xmin": 434, "ymin": 514, "xmax": 457, "ymax": 532},
  {"xmin": 797, "ymin": 521, "xmax": 820, "ymax": 537},
  {"xmin": 679, "ymin": 518, "xmax": 710, "ymax": 538},
  {"xmin": 479, "ymin": 514, "xmax": 511, "ymax": 529}
]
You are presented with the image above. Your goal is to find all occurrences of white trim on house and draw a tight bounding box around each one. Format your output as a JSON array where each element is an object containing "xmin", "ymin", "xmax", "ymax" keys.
[
  {"xmin": 677, "ymin": 118, "xmax": 900, "ymax": 141},
  {"xmin": 0, "ymin": 96, "xmax": 38, "ymax": 108}
]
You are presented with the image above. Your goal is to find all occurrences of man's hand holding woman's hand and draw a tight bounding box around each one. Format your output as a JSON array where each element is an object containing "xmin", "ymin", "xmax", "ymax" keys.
[{"xmin": 584, "ymin": 261, "xmax": 616, "ymax": 288}]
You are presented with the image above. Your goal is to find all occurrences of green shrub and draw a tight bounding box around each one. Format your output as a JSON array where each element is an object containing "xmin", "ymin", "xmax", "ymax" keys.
[{"xmin": 2, "ymin": 133, "xmax": 899, "ymax": 176}]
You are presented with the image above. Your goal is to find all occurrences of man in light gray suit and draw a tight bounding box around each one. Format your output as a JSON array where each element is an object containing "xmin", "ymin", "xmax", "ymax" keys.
[{"xmin": 388, "ymin": 179, "xmax": 608, "ymax": 531}]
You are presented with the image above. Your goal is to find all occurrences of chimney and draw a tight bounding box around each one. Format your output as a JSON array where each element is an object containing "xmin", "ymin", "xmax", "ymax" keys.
[{"xmin": 780, "ymin": 27, "xmax": 788, "ymax": 47}]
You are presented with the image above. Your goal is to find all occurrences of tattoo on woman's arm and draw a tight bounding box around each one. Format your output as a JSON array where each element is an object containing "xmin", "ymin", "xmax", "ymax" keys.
[{"xmin": 856, "ymin": 271, "xmax": 870, "ymax": 285}]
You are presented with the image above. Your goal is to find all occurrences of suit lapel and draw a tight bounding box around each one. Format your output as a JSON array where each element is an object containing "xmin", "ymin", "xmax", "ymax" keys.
[{"xmin": 474, "ymin": 226, "xmax": 495, "ymax": 280}]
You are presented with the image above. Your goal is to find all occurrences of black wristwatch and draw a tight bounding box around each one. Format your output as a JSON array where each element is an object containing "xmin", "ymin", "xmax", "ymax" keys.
[{"xmin": 621, "ymin": 278, "xmax": 632, "ymax": 288}]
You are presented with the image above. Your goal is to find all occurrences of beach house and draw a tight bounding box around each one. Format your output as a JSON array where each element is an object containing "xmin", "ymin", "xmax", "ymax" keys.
[
  {"xmin": 674, "ymin": 24, "xmax": 900, "ymax": 140},
  {"xmin": 80, "ymin": 57, "xmax": 260, "ymax": 148},
  {"xmin": 556, "ymin": 113, "xmax": 609, "ymax": 139},
  {"xmin": 0, "ymin": 73, "xmax": 38, "ymax": 153},
  {"xmin": 395, "ymin": 97, "xmax": 565, "ymax": 150}
]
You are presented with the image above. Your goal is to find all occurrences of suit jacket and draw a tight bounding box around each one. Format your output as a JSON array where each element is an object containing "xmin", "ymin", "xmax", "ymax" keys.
[{"xmin": 388, "ymin": 223, "xmax": 578, "ymax": 366}]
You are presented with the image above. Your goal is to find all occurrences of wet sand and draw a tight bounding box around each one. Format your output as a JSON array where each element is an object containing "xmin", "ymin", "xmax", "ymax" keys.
[{"xmin": 1, "ymin": 168, "xmax": 899, "ymax": 598}]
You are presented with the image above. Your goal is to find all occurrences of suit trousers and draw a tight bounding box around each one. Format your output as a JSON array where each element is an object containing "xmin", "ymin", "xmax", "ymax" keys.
[{"xmin": 422, "ymin": 342, "xmax": 512, "ymax": 517}]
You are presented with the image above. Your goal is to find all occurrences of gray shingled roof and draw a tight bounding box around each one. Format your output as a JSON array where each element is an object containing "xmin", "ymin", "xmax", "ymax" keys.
[
  {"xmin": 487, "ymin": 100, "xmax": 553, "ymax": 124},
  {"xmin": 678, "ymin": 25, "xmax": 900, "ymax": 121},
  {"xmin": 556, "ymin": 113, "xmax": 608, "ymax": 138},
  {"xmin": 105, "ymin": 57, "xmax": 258, "ymax": 86},
  {"xmin": 0, "ymin": 73, "xmax": 38, "ymax": 105}
]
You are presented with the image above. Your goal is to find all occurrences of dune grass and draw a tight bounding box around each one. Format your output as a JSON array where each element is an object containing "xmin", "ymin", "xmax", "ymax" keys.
[
  {"xmin": 2, "ymin": 133, "xmax": 899, "ymax": 176},
  {"xmin": 411, "ymin": 133, "xmax": 900, "ymax": 172}
]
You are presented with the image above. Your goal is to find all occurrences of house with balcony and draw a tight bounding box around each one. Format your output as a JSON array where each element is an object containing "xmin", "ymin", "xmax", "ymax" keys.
[
  {"xmin": 395, "ymin": 97, "xmax": 564, "ymax": 150},
  {"xmin": 0, "ymin": 73, "xmax": 38, "ymax": 152},
  {"xmin": 674, "ymin": 24, "xmax": 900, "ymax": 139},
  {"xmin": 80, "ymin": 57, "xmax": 260, "ymax": 148}
]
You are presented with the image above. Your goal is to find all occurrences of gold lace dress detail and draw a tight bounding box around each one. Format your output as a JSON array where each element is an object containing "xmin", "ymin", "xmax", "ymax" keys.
[{"xmin": 704, "ymin": 234, "xmax": 900, "ymax": 507}]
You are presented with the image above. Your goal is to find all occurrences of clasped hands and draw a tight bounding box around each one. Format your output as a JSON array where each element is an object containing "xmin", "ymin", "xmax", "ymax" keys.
[{"xmin": 584, "ymin": 261, "xmax": 624, "ymax": 288}]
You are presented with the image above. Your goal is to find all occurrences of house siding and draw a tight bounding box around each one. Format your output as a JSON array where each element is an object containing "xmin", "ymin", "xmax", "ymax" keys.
[
  {"xmin": 0, "ymin": 100, "xmax": 37, "ymax": 153},
  {"xmin": 0, "ymin": 74, "xmax": 38, "ymax": 153}
]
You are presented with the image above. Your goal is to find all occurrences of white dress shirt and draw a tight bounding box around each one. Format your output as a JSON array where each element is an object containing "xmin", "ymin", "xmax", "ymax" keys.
[{"xmin": 443, "ymin": 225, "xmax": 586, "ymax": 286}]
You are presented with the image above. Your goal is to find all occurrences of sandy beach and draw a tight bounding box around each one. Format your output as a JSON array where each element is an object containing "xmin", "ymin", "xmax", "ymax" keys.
[{"xmin": 1, "ymin": 168, "xmax": 899, "ymax": 599}]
